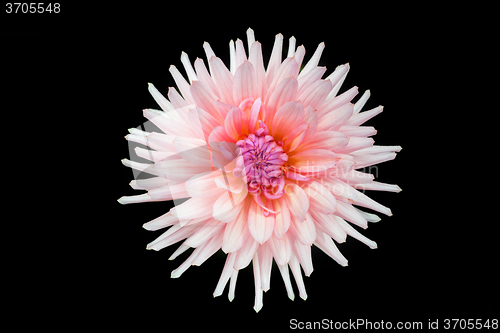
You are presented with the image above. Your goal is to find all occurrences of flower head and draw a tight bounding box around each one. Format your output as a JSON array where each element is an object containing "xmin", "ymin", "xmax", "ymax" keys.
[{"xmin": 119, "ymin": 28, "xmax": 401, "ymax": 312}]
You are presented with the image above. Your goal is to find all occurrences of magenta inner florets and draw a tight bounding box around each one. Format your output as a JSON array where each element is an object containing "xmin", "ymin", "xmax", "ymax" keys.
[{"xmin": 236, "ymin": 121, "xmax": 288, "ymax": 200}]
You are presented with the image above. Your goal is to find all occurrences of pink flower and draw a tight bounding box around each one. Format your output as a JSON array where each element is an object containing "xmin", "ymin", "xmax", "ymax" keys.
[{"xmin": 119, "ymin": 28, "xmax": 401, "ymax": 312}]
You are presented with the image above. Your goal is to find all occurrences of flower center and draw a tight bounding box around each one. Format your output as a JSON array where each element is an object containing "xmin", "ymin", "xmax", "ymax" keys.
[{"xmin": 237, "ymin": 121, "xmax": 288, "ymax": 200}]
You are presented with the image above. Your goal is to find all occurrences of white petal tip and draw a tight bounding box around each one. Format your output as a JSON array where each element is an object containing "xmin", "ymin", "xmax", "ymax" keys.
[
  {"xmin": 288, "ymin": 294, "xmax": 295, "ymax": 301},
  {"xmin": 299, "ymin": 294, "xmax": 308, "ymax": 301},
  {"xmin": 253, "ymin": 304, "xmax": 263, "ymax": 313}
]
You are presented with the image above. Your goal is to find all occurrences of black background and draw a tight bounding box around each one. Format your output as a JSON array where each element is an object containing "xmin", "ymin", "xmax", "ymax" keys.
[{"xmin": 2, "ymin": 2, "xmax": 496, "ymax": 330}]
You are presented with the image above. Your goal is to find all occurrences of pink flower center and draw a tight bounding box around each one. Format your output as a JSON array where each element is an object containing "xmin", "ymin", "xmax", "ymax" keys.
[{"xmin": 236, "ymin": 120, "xmax": 288, "ymax": 201}]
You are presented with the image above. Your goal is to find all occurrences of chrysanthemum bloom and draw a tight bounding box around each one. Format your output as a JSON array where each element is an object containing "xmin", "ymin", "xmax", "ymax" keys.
[{"xmin": 119, "ymin": 28, "xmax": 401, "ymax": 312}]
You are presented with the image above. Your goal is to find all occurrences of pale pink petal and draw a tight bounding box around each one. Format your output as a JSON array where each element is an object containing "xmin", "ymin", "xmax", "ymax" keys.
[
  {"xmin": 257, "ymin": 242, "xmax": 273, "ymax": 291},
  {"xmin": 235, "ymin": 39, "xmax": 247, "ymax": 69},
  {"xmin": 317, "ymin": 103, "xmax": 354, "ymax": 132},
  {"xmin": 353, "ymin": 181, "xmax": 402, "ymax": 193},
  {"xmin": 272, "ymin": 197, "xmax": 291, "ymax": 239},
  {"xmin": 321, "ymin": 86, "xmax": 358, "ymax": 115},
  {"xmin": 268, "ymin": 233, "xmax": 292, "ymax": 266},
  {"xmin": 248, "ymin": 42, "xmax": 268, "ymax": 100},
  {"xmin": 298, "ymin": 42, "xmax": 325, "ymax": 79},
  {"xmin": 297, "ymin": 79, "xmax": 332, "ymax": 110},
  {"xmin": 252, "ymin": 252, "xmax": 263, "ymax": 313},
  {"xmin": 334, "ymin": 200, "xmax": 368, "ymax": 229},
  {"xmin": 184, "ymin": 218, "xmax": 224, "ymax": 248},
  {"xmin": 291, "ymin": 235, "xmax": 313, "ymax": 276},
  {"xmin": 353, "ymin": 89, "xmax": 371, "ymax": 114},
  {"xmin": 271, "ymin": 101, "xmax": 304, "ymax": 140},
  {"xmin": 173, "ymin": 136, "xmax": 212, "ymax": 167},
  {"xmin": 301, "ymin": 106, "xmax": 318, "ymax": 144},
  {"xmin": 209, "ymin": 56, "xmax": 235, "ymax": 105},
  {"xmin": 288, "ymin": 212, "xmax": 316, "ymax": 245},
  {"xmin": 213, "ymin": 252, "xmax": 237, "ymax": 297},
  {"xmin": 192, "ymin": 231, "xmax": 224, "ymax": 266},
  {"xmin": 288, "ymin": 149, "xmax": 339, "ymax": 174},
  {"xmin": 130, "ymin": 177, "xmax": 167, "ymax": 190},
  {"xmin": 289, "ymin": 255, "xmax": 307, "ymax": 300},
  {"xmin": 171, "ymin": 193, "xmax": 224, "ymax": 224},
  {"xmin": 353, "ymin": 152, "xmax": 396, "ymax": 169},
  {"xmin": 325, "ymin": 63, "xmax": 349, "ymax": 99},
  {"xmin": 265, "ymin": 33, "xmax": 283, "ymax": 87},
  {"xmin": 277, "ymin": 264, "xmax": 295, "ymax": 301},
  {"xmin": 304, "ymin": 181, "xmax": 337, "ymax": 214},
  {"xmin": 265, "ymin": 77, "xmax": 299, "ymax": 127},
  {"xmin": 169, "ymin": 65, "xmax": 195, "ymax": 105},
  {"xmin": 233, "ymin": 61, "xmax": 257, "ymax": 105},
  {"xmin": 194, "ymin": 58, "xmax": 220, "ymax": 98},
  {"xmin": 283, "ymin": 181, "xmax": 309, "ymax": 221},
  {"xmin": 228, "ymin": 270, "xmax": 238, "ymax": 302},
  {"xmin": 335, "ymin": 137, "xmax": 374, "ymax": 154},
  {"xmin": 345, "ymin": 105, "xmax": 383, "ymax": 126},
  {"xmin": 233, "ymin": 233, "xmax": 259, "ymax": 270},
  {"xmin": 336, "ymin": 218, "xmax": 378, "ymax": 249},
  {"xmin": 180, "ymin": 52, "xmax": 198, "ymax": 83},
  {"xmin": 142, "ymin": 212, "xmax": 178, "ymax": 231},
  {"xmin": 213, "ymin": 185, "xmax": 249, "ymax": 223},
  {"xmin": 148, "ymin": 83, "xmax": 175, "ymax": 112},
  {"xmin": 248, "ymin": 199, "xmax": 275, "ymax": 244},
  {"xmin": 224, "ymin": 106, "xmax": 248, "ymax": 141},
  {"xmin": 338, "ymin": 125, "xmax": 377, "ymax": 137},
  {"xmin": 294, "ymin": 131, "xmax": 348, "ymax": 153},
  {"xmin": 314, "ymin": 230, "xmax": 348, "ymax": 266},
  {"xmin": 353, "ymin": 190, "xmax": 393, "ymax": 216},
  {"xmin": 297, "ymin": 66, "xmax": 327, "ymax": 97},
  {"xmin": 190, "ymin": 81, "xmax": 224, "ymax": 123},
  {"xmin": 185, "ymin": 171, "xmax": 220, "ymax": 198},
  {"xmin": 208, "ymin": 125, "xmax": 235, "ymax": 149},
  {"xmin": 146, "ymin": 224, "xmax": 197, "ymax": 251},
  {"xmin": 309, "ymin": 210, "xmax": 347, "ymax": 243},
  {"xmin": 221, "ymin": 199, "xmax": 251, "ymax": 253}
]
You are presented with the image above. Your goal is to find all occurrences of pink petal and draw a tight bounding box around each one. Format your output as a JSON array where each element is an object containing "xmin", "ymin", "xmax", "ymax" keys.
[
  {"xmin": 277, "ymin": 263, "xmax": 295, "ymax": 301},
  {"xmin": 317, "ymin": 103, "xmax": 354, "ymax": 131},
  {"xmin": 222, "ymin": 199, "xmax": 251, "ymax": 253},
  {"xmin": 184, "ymin": 218, "xmax": 224, "ymax": 248},
  {"xmin": 353, "ymin": 152, "xmax": 396, "ymax": 169},
  {"xmin": 146, "ymin": 224, "xmax": 197, "ymax": 251},
  {"xmin": 213, "ymin": 185, "xmax": 248, "ymax": 223},
  {"xmin": 224, "ymin": 106, "xmax": 249, "ymax": 141},
  {"xmin": 268, "ymin": 233, "xmax": 292, "ymax": 266},
  {"xmin": 233, "ymin": 61, "xmax": 257, "ymax": 105},
  {"xmin": 173, "ymin": 136, "xmax": 212, "ymax": 167},
  {"xmin": 213, "ymin": 252, "xmax": 237, "ymax": 297},
  {"xmin": 288, "ymin": 212, "xmax": 317, "ymax": 246},
  {"xmin": 248, "ymin": 199, "xmax": 274, "ymax": 244},
  {"xmin": 283, "ymin": 181, "xmax": 309, "ymax": 222},
  {"xmin": 191, "ymin": 231, "xmax": 224, "ymax": 266},
  {"xmin": 209, "ymin": 56, "xmax": 235, "ymax": 105},
  {"xmin": 314, "ymin": 230, "xmax": 348, "ymax": 266},
  {"xmin": 304, "ymin": 181, "xmax": 337, "ymax": 214},
  {"xmin": 345, "ymin": 105, "xmax": 383, "ymax": 126},
  {"xmin": 271, "ymin": 101, "xmax": 304, "ymax": 140},
  {"xmin": 208, "ymin": 125, "xmax": 235, "ymax": 149},
  {"xmin": 233, "ymin": 233, "xmax": 259, "ymax": 270},
  {"xmin": 169, "ymin": 65, "xmax": 195, "ymax": 105},
  {"xmin": 288, "ymin": 149, "xmax": 339, "ymax": 174},
  {"xmin": 148, "ymin": 83, "xmax": 175, "ymax": 112},
  {"xmin": 338, "ymin": 125, "xmax": 377, "ymax": 137},
  {"xmin": 321, "ymin": 86, "xmax": 358, "ymax": 116},
  {"xmin": 265, "ymin": 77, "xmax": 299, "ymax": 127},
  {"xmin": 301, "ymin": 106, "xmax": 318, "ymax": 144},
  {"xmin": 289, "ymin": 255, "xmax": 307, "ymax": 300},
  {"xmin": 297, "ymin": 66, "xmax": 327, "ymax": 97},
  {"xmin": 336, "ymin": 218, "xmax": 378, "ymax": 249},
  {"xmin": 298, "ymin": 79, "xmax": 332, "ymax": 111},
  {"xmin": 334, "ymin": 200, "xmax": 368, "ymax": 229},
  {"xmin": 248, "ymin": 41, "xmax": 268, "ymax": 101},
  {"xmin": 291, "ymin": 236, "xmax": 313, "ymax": 276},
  {"xmin": 309, "ymin": 210, "xmax": 347, "ymax": 243},
  {"xmin": 265, "ymin": 33, "xmax": 283, "ymax": 87},
  {"xmin": 142, "ymin": 212, "xmax": 178, "ymax": 231},
  {"xmin": 257, "ymin": 242, "xmax": 273, "ymax": 291},
  {"xmin": 335, "ymin": 137, "xmax": 374, "ymax": 154},
  {"xmin": 294, "ymin": 131, "xmax": 348, "ymax": 153},
  {"xmin": 252, "ymin": 252, "xmax": 263, "ymax": 313},
  {"xmin": 194, "ymin": 58, "xmax": 220, "ymax": 98},
  {"xmin": 190, "ymin": 81, "xmax": 224, "ymax": 123},
  {"xmin": 298, "ymin": 42, "xmax": 325, "ymax": 79},
  {"xmin": 154, "ymin": 158, "xmax": 212, "ymax": 183},
  {"xmin": 272, "ymin": 197, "xmax": 291, "ymax": 239}
]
